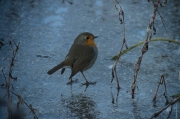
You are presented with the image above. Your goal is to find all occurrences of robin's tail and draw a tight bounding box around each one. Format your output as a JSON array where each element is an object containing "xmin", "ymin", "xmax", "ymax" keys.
[{"xmin": 47, "ymin": 61, "xmax": 66, "ymax": 75}]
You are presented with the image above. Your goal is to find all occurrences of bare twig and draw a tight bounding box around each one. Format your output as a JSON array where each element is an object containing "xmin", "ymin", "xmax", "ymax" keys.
[
  {"xmin": 6, "ymin": 38, "xmax": 20, "ymax": 90},
  {"xmin": 1, "ymin": 38, "xmax": 38, "ymax": 119},
  {"xmin": 157, "ymin": 10, "xmax": 170, "ymax": 37},
  {"xmin": 1, "ymin": 87, "xmax": 38, "ymax": 119},
  {"xmin": 1, "ymin": 66, "xmax": 7, "ymax": 82},
  {"xmin": 175, "ymin": 103, "xmax": 178, "ymax": 119},
  {"xmin": 131, "ymin": 0, "xmax": 160, "ymax": 98},
  {"xmin": 150, "ymin": 96, "xmax": 180, "ymax": 119},
  {"xmin": 112, "ymin": 0, "xmax": 128, "ymax": 90},
  {"xmin": 152, "ymin": 75, "xmax": 169, "ymax": 103},
  {"xmin": 151, "ymin": 75, "xmax": 176, "ymax": 118},
  {"xmin": 166, "ymin": 105, "xmax": 173, "ymax": 119},
  {"xmin": 151, "ymin": 0, "xmax": 170, "ymax": 37}
]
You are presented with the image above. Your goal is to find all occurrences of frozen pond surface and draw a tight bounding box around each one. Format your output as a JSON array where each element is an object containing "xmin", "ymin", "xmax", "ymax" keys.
[{"xmin": 0, "ymin": 0, "xmax": 180, "ymax": 119}]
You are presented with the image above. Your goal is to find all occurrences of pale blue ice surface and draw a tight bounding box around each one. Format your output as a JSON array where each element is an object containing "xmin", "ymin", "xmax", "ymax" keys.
[{"xmin": 0, "ymin": 0, "xmax": 180, "ymax": 119}]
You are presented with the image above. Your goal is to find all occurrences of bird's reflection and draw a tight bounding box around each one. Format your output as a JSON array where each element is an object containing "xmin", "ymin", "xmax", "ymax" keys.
[{"xmin": 61, "ymin": 93, "xmax": 99, "ymax": 119}]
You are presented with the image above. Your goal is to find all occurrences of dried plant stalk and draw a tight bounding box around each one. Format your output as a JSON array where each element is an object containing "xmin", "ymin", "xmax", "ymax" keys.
[
  {"xmin": 112, "ymin": 0, "xmax": 128, "ymax": 90},
  {"xmin": 1, "ymin": 38, "xmax": 38, "ymax": 119},
  {"xmin": 131, "ymin": 0, "xmax": 161, "ymax": 98},
  {"xmin": 153, "ymin": 75, "xmax": 169, "ymax": 103},
  {"xmin": 150, "ymin": 96, "xmax": 180, "ymax": 119}
]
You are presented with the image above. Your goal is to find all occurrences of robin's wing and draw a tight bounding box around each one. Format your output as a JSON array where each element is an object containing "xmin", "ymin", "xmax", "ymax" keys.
[{"xmin": 68, "ymin": 44, "xmax": 96, "ymax": 79}]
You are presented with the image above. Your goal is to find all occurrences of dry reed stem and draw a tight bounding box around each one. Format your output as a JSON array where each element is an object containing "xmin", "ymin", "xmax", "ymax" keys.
[
  {"xmin": 111, "ymin": 0, "xmax": 128, "ymax": 90},
  {"xmin": 1, "ymin": 38, "xmax": 38, "ymax": 119},
  {"xmin": 152, "ymin": 75, "xmax": 169, "ymax": 103},
  {"xmin": 150, "ymin": 96, "xmax": 180, "ymax": 119},
  {"xmin": 131, "ymin": 0, "xmax": 162, "ymax": 98}
]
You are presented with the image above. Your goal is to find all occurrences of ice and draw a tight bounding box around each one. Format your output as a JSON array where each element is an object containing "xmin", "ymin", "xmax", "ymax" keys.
[
  {"xmin": 44, "ymin": 15, "xmax": 64, "ymax": 26},
  {"xmin": 0, "ymin": 0, "xmax": 180, "ymax": 119},
  {"xmin": 55, "ymin": 7, "xmax": 68, "ymax": 14}
]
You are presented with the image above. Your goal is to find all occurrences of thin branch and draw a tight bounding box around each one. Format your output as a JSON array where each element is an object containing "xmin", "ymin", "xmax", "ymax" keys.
[
  {"xmin": 1, "ymin": 87, "xmax": 38, "ymax": 119},
  {"xmin": 2, "ymin": 67, "xmax": 7, "ymax": 82},
  {"xmin": 2, "ymin": 38, "xmax": 22, "ymax": 118},
  {"xmin": 6, "ymin": 38, "xmax": 20, "ymax": 89},
  {"xmin": 152, "ymin": 75, "xmax": 169, "ymax": 103},
  {"xmin": 150, "ymin": 96, "xmax": 180, "ymax": 119},
  {"xmin": 157, "ymin": 10, "xmax": 169, "ymax": 37},
  {"xmin": 1, "ymin": 38, "xmax": 38, "ymax": 119},
  {"xmin": 131, "ymin": 0, "xmax": 160, "ymax": 98},
  {"xmin": 111, "ymin": 0, "xmax": 128, "ymax": 90}
]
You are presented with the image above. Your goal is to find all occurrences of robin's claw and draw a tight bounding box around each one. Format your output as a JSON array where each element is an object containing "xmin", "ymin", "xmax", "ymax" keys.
[
  {"xmin": 81, "ymin": 81, "xmax": 96, "ymax": 86},
  {"xmin": 81, "ymin": 81, "xmax": 96, "ymax": 91}
]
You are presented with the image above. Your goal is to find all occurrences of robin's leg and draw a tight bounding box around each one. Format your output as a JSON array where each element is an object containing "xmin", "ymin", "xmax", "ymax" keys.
[
  {"xmin": 67, "ymin": 78, "xmax": 73, "ymax": 85},
  {"xmin": 81, "ymin": 72, "xmax": 89, "ymax": 84},
  {"xmin": 67, "ymin": 78, "xmax": 78, "ymax": 85},
  {"xmin": 81, "ymin": 72, "xmax": 96, "ymax": 86}
]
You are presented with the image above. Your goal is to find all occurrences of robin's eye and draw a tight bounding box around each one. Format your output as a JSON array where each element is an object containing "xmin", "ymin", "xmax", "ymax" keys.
[{"xmin": 85, "ymin": 36, "xmax": 89, "ymax": 40}]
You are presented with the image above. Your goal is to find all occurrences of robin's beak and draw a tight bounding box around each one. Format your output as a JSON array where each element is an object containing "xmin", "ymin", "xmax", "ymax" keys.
[{"xmin": 94, "ymin": 36, "xmax": 98, "ymax": 39}]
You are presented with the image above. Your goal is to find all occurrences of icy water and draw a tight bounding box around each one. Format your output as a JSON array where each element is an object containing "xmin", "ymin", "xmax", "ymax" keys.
[{"xmin": 0, "ymin": 0, "xmax": 180, "ymax": 119}]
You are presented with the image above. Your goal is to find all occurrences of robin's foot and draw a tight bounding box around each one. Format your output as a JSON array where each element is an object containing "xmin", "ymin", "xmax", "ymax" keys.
[
  {"xmin": 81, "ymin": 81, "xmax": 96, "ymax": 91},
  {"xmin": 66, "ymin": 79, "xmax": 78, "ymax": 85},
  {"xmin": 81, "ymin": 81, "xmax": 96, "ymax": 86}
]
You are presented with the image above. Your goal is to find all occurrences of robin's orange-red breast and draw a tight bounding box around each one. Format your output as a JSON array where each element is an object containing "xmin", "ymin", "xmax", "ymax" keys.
[{"xmin": 47, "ymin": 32, "xmax": 98, "ymax": 85}]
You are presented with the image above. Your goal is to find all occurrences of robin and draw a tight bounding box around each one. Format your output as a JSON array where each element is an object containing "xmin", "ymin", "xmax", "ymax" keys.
[{"xmin": 47, "ymin": 32, "xmax": 98, "ymax": 85}]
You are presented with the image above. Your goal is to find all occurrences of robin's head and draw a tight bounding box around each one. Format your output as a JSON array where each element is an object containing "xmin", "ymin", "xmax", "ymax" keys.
[{"xmin": 74, "ymin": 32, "xmax": 98, "ymax": 47}]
